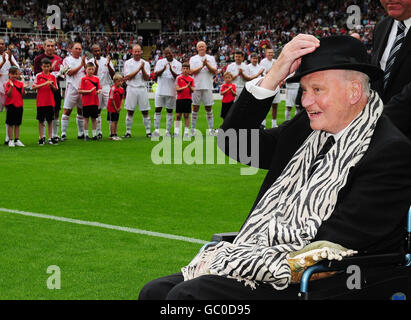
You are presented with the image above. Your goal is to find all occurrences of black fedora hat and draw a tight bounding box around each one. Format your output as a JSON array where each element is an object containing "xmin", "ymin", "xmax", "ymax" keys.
[{"xmin": 287, "ymin": 35, "xmax": 383, "ymax": 82}]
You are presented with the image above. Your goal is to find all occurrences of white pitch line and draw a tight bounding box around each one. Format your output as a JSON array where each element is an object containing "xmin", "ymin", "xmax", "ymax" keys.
[{"xmin": 0, "ymin": 208, "xmax": 208, "ymax": 245}]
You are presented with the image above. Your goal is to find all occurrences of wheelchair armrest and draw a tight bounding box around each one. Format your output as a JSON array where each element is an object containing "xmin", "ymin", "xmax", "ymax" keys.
[
  {"xmin": 320, "ymin": 252, "xmax": 405, "ymax": 271},
  {"xmin": 299, "ymin": 252, "xmax": 405, "ymax": 298},
  {"xmin": 211, "ymin": 232, "xmax": 239, "ymax": 243}
]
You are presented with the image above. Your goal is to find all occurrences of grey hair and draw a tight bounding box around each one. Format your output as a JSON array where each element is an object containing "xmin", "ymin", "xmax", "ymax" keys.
[{"xmin": 343, "ymin": 70, "xmax": 370, "ymax": 97}]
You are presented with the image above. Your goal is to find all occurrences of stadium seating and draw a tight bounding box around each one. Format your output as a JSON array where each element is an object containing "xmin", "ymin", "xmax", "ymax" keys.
[{"xmin": 206, "ymin": 206, "xmax": 411, "ymax": 300}]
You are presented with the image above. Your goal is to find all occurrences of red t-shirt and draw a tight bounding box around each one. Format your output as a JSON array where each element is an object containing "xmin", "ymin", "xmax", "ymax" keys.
[
  {"xmin": 107, "ymin": 85, "xmax": 124, "ymax": 113},
  {"xmin": 79, "ymin": 75, "xmax": 101, "ymax": 107},
  {"xmin": 4, "ymin": 80, "xmax": 24, "ymax": 107},
  {"xmin": 221, "ymin": 83, "xmax": 236, "ymax": 103},
  {"xmin": 34, "ymin": 72, "xmax": 57, "ymax": 107},
  {"xmin": 177, "ymin": 75, "xmax": 194, "ymax": 100},
  {"xmin": 33, "ymin": 53, "xmax": 63, "ymax": 76}
]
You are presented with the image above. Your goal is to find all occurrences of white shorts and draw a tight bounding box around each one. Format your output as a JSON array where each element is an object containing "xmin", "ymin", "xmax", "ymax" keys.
[
  {"xmin": 286, "ymin": 87, "xmax": 299, "ymax": 107},
  {"xmin": 125, "ymin": 86, "xmax": 150, "ymax": 112},
  {"xmin": 63, "ymin": 83, "xmax": 82, "ymax": 110},
  {"xmin": 98, "ymin": 86, "xmax": 110, "ymax": 110},
  {"xmin": 155, "ymin": 94, "xmax": 176, "ymax": 110},
  {"xmin": 192, "ymin": 89, "xmax": 214, "ymax": 107}
]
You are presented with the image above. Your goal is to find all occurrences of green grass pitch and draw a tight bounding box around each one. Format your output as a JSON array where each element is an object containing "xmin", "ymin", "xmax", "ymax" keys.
[{"xmin": 0, "ymin": 98, "xmax": 292, "ymax": 299}]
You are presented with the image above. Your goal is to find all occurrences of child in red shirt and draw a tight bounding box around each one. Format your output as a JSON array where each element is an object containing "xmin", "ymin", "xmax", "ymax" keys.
[
  {"xmin": 107, "ymin": 73, "xmax": 124, "ymax": 140},
  {"xmin": 4, "ymin": 66, "xmax": 25, "ymax": 147},
  {"xmin": 79, "ymin": 62, "xmax": 102, "ymax": 140},
  {"xmin": 175, "ymin": 63, "xmax": 194, "ymax": 139},
  {"xmin": 220, "ymin": 72, "xmax": 236, "ymax": 119},
  {"xmin": 32, "ymin": 58, "xmax": 58, "ymax": 145}
]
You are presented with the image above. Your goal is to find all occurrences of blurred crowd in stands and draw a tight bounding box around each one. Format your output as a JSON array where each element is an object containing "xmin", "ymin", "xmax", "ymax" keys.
[{"xmin": 0, "ymin": 0, "xmax": 386, "ymax": 89}]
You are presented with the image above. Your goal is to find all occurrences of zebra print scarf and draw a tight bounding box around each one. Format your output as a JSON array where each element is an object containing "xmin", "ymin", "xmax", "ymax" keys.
[{"xmin": 182, "ymin": 90, "xmax": 384, "ymax": 290}]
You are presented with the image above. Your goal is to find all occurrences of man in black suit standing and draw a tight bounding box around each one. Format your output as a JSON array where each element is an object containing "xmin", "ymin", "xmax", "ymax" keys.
[{"xmin": 371, "ymin": 0, "xmax": 411, "ymax": 103}]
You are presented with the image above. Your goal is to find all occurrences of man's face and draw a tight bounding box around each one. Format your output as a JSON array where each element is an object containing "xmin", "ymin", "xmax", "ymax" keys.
[
  {"xmin": 72, "ymin": 44, "xmax": 82, "ymax": 58},
  {"xmin": 251, "ymin": 56, "xmax": 258, "ymax": 65},
  {"xmin": 133, "ymin": 46, "xmax": 142, "ymax": 60},
  {"xmin": 300, "ymin": 70, "xmax": 360, "ymax": 134},
  {"xmin": 164, "ymin": 49, "xmax": 173, "ymax": 62},
  {"xmin": 265, "ymin": 49, "xmax": 274, "ymax": 60},
  {"xmin": 234, "ymin": 54, "xmax": 244, "ymax": 64},
  {"xmin": 380, "ymin": 0, "xmax": 411, "ymax": 20},
  {"xmin": 45, "ymin": 41, "xmax": 55, "ymax": 56},
  {"xmin": 0, "ymin": 40, "xmax": 6, "ymax": 53},
  {"xmin": 92, "ymin": 46, "xmax": 101, "ymax": 59},
  {"xmin": 196, "ymin": 42, "xmax": 207, "ymax": 56}
]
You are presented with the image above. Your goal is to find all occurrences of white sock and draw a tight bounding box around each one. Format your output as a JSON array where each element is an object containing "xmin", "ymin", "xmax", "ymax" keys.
[
  {"xmin": 61, "ymin": 114, "xmax": 69, "ymax": 135},
  {"xmin": 92, "ymin": 129, "xmax": 97, "ymax": 137},
  {"xmin": 191, "ymin": 111, "xmax": 198, "ymax": 130},
  {"xmin": 261, "ymin": 119, "xmax": 266, "ymax": 127},
  {"xmin": 174, "ymin": 120, "xmax": 181, "ymax": 135},
  {"xmin": 97, "ymin": 114, "xmax": 102, "ymax": 135},
  {"xmin": 143, "ymin": 116, "xmax": 151, "ymax": 134},
  {"xmin": 272, "ymin": 118, "xmax": 277, "ymax": 127},
  {"xmin": 154, "ymin": 112, "xmax": 161, "ymax": 131},
  {"xmin": 84, "ymin": 129, "xmax": 89, "ymax": 137},
  {"xmin": 206, "ymin": 110, "xmax": 214, "ymax": 129},
  {"xmin": 126, "ymin": 115, "xmax": 133, "ymax": 134},
  {"xmin": 76, "ymin": 115, "xmax": 84, "ymax": 136},
  {"xmin": 184, "ymin": 126, "xmax": 189, "ymax": 135},
  {"xmin": 166, "ymin": 112, "xmax": 173, "ymax": 133},
  {"xmin": 52, "ymin": 119, "xmax": 59, "ymax": 138},
  {"xmin": 5, "ymin": 124, "xmax": 9, "ymax": 141},
  {"xmin": 42, "ymin": 121, "xmax": 46, "ymax": 137},
  {"xmin": 285, "ymin": 109, "xmax": 291, "ymax": 121}
]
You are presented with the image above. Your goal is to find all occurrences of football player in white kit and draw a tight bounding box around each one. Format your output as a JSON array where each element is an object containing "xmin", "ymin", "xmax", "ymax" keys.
[
  {"xmin": 60, "ymin": 42, "xmax": 86, "ymax": 141},
  {"xmin": 260, "ymin": 47, "xmax": 280, "ymax": 128},
  {"xmin": 226, "ymin": 51, "xmax": 248, "ymax": 101},
  {"xmin": 153, "ymin": 48, "xmax": 181, "ymax": 137},
  {"xmin": 123, "ymin": 44, "xmax": 151, "ymax": 138},
  {"xmin": 189, "ymin": 41, "xmax": 218, "ymax": 136},
  {"xmin": 245, "ymin": 52, "xmax": 266, "ymax": 127},
  {"xmin": 89, "ymin": 44, "xmax": 115, "ymax": 139},
  {"xmin": 285, "ymin": 78, "xmax": 300, "ymax": 121},
  {"xmin": 0, "ymin": 38, "xmax": 19, "ymax": 145}
]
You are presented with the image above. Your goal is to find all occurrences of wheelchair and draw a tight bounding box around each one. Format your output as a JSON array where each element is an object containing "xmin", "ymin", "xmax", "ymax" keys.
[{"xmin": 202, "ymin": 206, "xmax": 411, "ymax": 300}]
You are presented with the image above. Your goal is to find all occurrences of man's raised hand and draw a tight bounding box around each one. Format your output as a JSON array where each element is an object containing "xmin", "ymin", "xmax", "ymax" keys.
[{"xmin": 261, "ymin": 34, "xmax": 320, "ymax": 91}]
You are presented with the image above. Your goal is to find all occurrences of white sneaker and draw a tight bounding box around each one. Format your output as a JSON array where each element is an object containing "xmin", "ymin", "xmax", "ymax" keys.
[
  {"xmin": 183, "ymin": 132, "xmax": 190, "ymax": 141},
  {"xmin": 208, "ymin": 129, "xmax": 217, "ymax": 136},
  {"xmin": 14, "ymin": 140, "xmax": 25, "ymax": 147},
  {"xmin": 164, "ymin": 131, "xmax": 172, "ymax": 138},
  {"xmin": 152, "ymin": 130, "xmax": 160, "ymax": 138},
  {"xmin": 8, "ymin": 140, "xmax": 15, "ymax": 147}
]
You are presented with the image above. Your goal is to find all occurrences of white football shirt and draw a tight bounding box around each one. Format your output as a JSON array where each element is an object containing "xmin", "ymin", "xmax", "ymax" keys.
[
  {"xmin": 123, "ymin": 58, "xmax": 150, "ymax": 88},
  {"xmin": 154, "ymin": 58, "xmax": 182, "ymax": 97},
  {"xmin": 88, "ymin": 56, "xmax": 114, "ymax": 87},
  {"xmin": 62, "ymin": 55, "xmax": 85, "ymax": 89},
  {"xmin": 226, "ymin": 62, "xmax": 248, "ymax": 89},
  {"xmin": 189, "ymin": 54, "xmax": 217, "ymax": 90}
]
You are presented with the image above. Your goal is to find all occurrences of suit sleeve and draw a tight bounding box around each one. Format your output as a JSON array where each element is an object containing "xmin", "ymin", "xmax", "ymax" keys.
[
  {"xmin": 314, "ymin": 139, "xmax": 411, "ymax": 253},
  {"xmin": 384, "ymin": 81, "xmax": 411, "ymax": 140}
]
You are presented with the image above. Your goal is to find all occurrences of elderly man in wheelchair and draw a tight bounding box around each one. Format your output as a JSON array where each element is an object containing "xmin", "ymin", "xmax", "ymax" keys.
[{"xmin": 139, "ymin": 35, "xmax": 411, "ymax": 300}]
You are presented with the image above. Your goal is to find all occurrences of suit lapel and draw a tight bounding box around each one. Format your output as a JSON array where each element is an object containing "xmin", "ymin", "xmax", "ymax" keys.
[{"xmin": 374, "ymin": 17, "xmax": 394, "ymax": 64}]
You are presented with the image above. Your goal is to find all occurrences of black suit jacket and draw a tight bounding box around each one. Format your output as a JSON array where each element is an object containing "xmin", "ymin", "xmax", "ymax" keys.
[
  {"xmin": 384, "ymin": 81, "xmax": 411, "ymax": 141},
  {"xmin": 219, "ymin": 89, "xmax": 411, "ymax": 254},
  {"xmin": 371, "ymin": 16, "xmax": 411, "ymax": 103}
]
